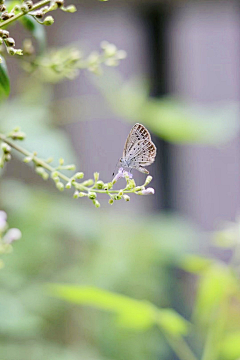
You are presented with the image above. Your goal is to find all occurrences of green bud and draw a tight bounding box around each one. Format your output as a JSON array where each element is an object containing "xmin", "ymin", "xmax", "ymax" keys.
[
  {"xmin": 51, "ymin": 171, "xmax": 59, "ymax": 178},
  {"xmin": 93, "ymin": 199, "xmax": 100, "ymax": 208},
  {"xmin": 88, "ymin": 191, "xmax": 96, "ymax": 200},
  {"xmin": 135, "ymin": 186, "xmax": 144, "ymax": 192},
  {"xmin": 10, "ymin": 131, "xmax": 26, "ymax": 140},
  {"xmin": 74, "ymin": 172, "xmax": 84, "ymax": 179},
  {"xmin": 144, "ymin": 175, "xmax": 153, "ymax": 186},
  {"xmin": 104, "ymin": 43, "xmax": 117, "ymax": 57},
  {"xmin": 65, "ymin": 182, "xmax": 72, "ymax": 189},
  {"xmin": 94, "ymin": 172, "xmax": 99, "ymax": 182},
  {"xmin": 23, "ymin": 156, "xmax": 32, "ymax": 163},
  {"xmin": 123, "ymin": 194, "xmax": 130, "ymax": 201},
  {"xmin": 79, "ymin": 192, "xmax": 87, "ymax": 197},
  {"xmin": 56, "ymin": 182, "xmax": 64, "ymax": 191},
  {"xmin": 4, "ymin": 153, "xmax": 11, "ymax": 162},
  {"xmin": 35, "ymin": 166, "xmax": 48, "ymax": 179},
  {"xmin": 65, "ymin": 164, "xmax": 76, "ymax": 171},
  {"xmin": 64, "ymin": 5, "xmax": 77, "ymax": 12},
  {"xmin": 82, "ymin": 179, "xmax": 94, "ymax": 186},
  {"xmin": 1, "ymin": 142, "xmax": 11, "ymax": 153},
  {"xmin": 126, "ymin": 179, "xmax": 136, "ymax": 190},
  {"xmin": 53, "ymin": 176, "xmax": 60, "ymax": 183},
  {"xmin": 73, "ymin": 190, "xmax": 79, "ymax": 198},
  {"xmin": 107, "ymin": 182, "xmax": 113, "ymax": 190},
  {"xmin": 108, "ymin": 199, "xmax": 114, "ymax": 205},
  {"xmin": 118, "ymin": 190, "xmax": 123, "ymax": 196},
  {"xmin": 96, "ymin": 180, "xmax": 104, "ymax": 189},
  {"xmin": 15, "ymin": 49, "xmax": 23, "ymax": 56},
  {"xmin": 59, "ymin": 158, "xmax": 64, "ymax": 165},
  {"xmin": 8, "ymin": 47, "xmax": 15, "ymax": 56},
  {"xmin": 46, "ymin": 157, "xmax": 54, "ymax": 163},
  {"xmin": 43, "ymin": 16, "xmax": 54, "ymax": 26}
]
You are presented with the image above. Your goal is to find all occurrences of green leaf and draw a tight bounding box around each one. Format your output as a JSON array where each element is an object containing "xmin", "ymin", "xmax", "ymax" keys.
[
  {"xmin": 0, "ymin": 57, "xmax": 10, "ymax": 99},
  {"xmin": 193, "ymin": 264, "xmax": 237, "ymax": 324},
  {"xmin": 220, "ymin": 331, "xmax": 240, "ymax": 360},
  {"xmin": 48, "ymin": 285, "xmax": 189, "ymax": 335},
  {"xmin": 180, "ymin": 255, "xmax": 212, "ymax": 274},
  {"xmin": 21, "ymin": 15, "xmax": 46, "ymax": 53}
]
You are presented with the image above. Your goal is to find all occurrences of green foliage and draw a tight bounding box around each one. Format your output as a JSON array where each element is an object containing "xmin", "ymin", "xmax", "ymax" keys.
[
  {"xmin": 49, "ymin": 285, "xmax": 189, "ymax": 334},
  {"xmin": 91, "ymin": 72, "xmax": 239, "ymax": 144},
  {"xmin": 0, "ymin": 57, "xmax": 10, "ymax": 98}
]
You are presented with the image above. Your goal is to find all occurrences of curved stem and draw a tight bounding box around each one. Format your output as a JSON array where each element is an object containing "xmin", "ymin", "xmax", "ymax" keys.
[{"xmin": 0, "ymin": 133, "xmax": 140, "ymax": 195}]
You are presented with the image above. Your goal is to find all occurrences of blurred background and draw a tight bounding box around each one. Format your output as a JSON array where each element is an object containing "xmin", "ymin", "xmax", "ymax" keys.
[{"xmin": 1, "ymin": 0, "xmax": 240, "ymax": 359}]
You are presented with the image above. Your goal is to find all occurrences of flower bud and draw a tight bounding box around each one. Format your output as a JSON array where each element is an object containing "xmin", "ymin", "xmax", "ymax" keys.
[
  {"xmin": 126, "ymin": 179, "xmax": 136, "ymax": 190},
  {"xmin": 14, "ymin": 4, "xmax": 21, "ymax": 12},
  {"xmin": 64, "ymin": 5, "xmax": 76, "ymax": 12},
  {"xmin": 43, "ymin": 15, "xmax": 54, "ymax": 26},
  {"xmin": 1, "ymin": 142, "xmax": 11, "ymax": 153},
  {"xmin": 88, "ymin": 192, "xmax": 96, "ymax": 200},
  {"xmin": 107, "ymin": 182, "xmax": 113, "ymax": 190},
  {"xmin": 108, "ymin": 199, "xmax": 114, "ymax": 205},
  {"xmin": 93, "ymin": 199, "xmax": 100, "ymax": 208},
  {"xmin": 4, "ymin": 153, "xmax": 11, "ymax": 161},
  {"xmin": 65, "ymin": 164, "xmax": 76, "ymax": 171},
  {"xmin": 73, "ymin": 190, "xmax": 79, "ymax": 198},
  {"xmin": 104, "ymin": 43, "xmax": 117, "ymax": 57},
  {"xmin": 94, "ymin": 172, "xmax": 99, "ymax": 182},
  {"xmin": 51, "ymin": 171, "xmax": 59, "ymax": 178},
  {"xmin": 123, "ymin": 194, "xmax": 130, "ymax": 201},
  {"xmin": 65, "ymin": 182, "xmax": 72, "ymax": 189},
  {"xmin": 7, "ymin": 47, "xmax": 15, "ymax": 56},
  {"xmin": 25, "ymin": 0, "xmax": 33, "ymax": 9},
  {"xmin": 23, "ymin": 156, "xmax": 32, "ymax": 163},
  {"xmin": 56, "ymin": 182, "xmax": 64, "ymax": 191},
  {"xmin": 0, "ymin": 4, "xmax": 6, "ymax": 12},
  {"xmin": 144, "ymin": 175, "xmax": 153, "ymax": 187},
  {"xmin": 55, "ymin": 0, "xmax": 64, "ymax": 7},
  {"xmin": 1, "ymin": 11, "xmax": 10, "ymax": 20},
  {"xmin": 3, "ymin": 228, "xmax": 22, "ymax": 244},
  {"xmin": 82, "ymin": 179, "xmax": 94, "ymax": 186},
  {"xmin": 5, "ymin": 37, "xmax": 15, "ymax": 47},
  {"xmin": 96, "ymin": 181, "xmax": 104, "ymax": 189},
  {"xmin": 1, "ymin": 30, "xmax": 9, "ymax": 39},
  {"xmin": 136, "ymin": 187, "xmax": 155, "ymax": 195},
  {"xmin": 20, "ymin": 3, "xmax": 29, "ymax": 13},
  {"xmin": 34, "ymin": 10, "xmax": 43, "ymax": 18},
  {"xmin": 79, "ymin": 192, "xmax": 87, "ymax": 197},
  {"xmin": 116, "ymin": 50, "xmax": 127, "ymax": 60},
  {"xmin": 74, "ymin": 172, "xmax": 84, "ymax": 179},
  {"xmin": 59, "ymin": 158, "xmax": 64, "ymax": 165}
]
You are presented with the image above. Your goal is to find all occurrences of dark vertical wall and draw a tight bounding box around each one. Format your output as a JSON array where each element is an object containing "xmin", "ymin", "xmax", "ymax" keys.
[{"xmin": 143, "ymin": 6, "xmax": 173, "ymax": 211}]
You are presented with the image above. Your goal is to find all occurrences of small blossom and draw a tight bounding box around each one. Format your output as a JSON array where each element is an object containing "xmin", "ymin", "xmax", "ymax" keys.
[
  {"xmin": 3, "ymin": 228, "xmax": 22, "ymax": 244},
  {"xmin": 141, "ymin": 187, "xmax": 155, "ymax": 195},
  {"xmin": 0, "ymin": 211, "xmax": 7, "ymax": 231},
  {"xmin": 112, "ymin": 168, "xmax": 132, "ymax": 184}
]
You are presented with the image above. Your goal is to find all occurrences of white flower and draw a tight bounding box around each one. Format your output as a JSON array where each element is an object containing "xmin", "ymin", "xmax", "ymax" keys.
[
  {"xmin": 0, "ymin": 211, "xmax": 7, "ymax": 231},
  {"xmin": 3, "ymin": 228, "xmax": 22, "ymax": 244}
]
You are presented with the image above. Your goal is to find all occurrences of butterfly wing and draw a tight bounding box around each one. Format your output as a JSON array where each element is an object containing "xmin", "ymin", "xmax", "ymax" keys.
[
  {"xmin": 123, "ymin": 123, "xmax": 152, "ymax": 159},
  {"xmin": 125, "ymin": 139, "xmax": 157, "ymax": 174}
]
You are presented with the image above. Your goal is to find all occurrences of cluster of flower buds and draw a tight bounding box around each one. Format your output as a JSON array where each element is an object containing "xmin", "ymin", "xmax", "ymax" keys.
[
  {"xmin": 0, "ymin": 29, "xmax": 23, "ymax": 56},
  {"xmin": 87, "ymin": 41, "xmax": 127, "ymax": 75},
  {"xmin": 0, "ymin": 210, "xmax": 22, "ymax": 269}
]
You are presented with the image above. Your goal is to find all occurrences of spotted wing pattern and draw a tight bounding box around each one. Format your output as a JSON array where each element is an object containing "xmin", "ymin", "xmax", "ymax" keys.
[
  {"xmin": 123, "ymin": 123, "xmax": 151, "ymax": 158},
  {"xmin": 122, "ymin": 123, "xmax": 157, "ymax": 174}
]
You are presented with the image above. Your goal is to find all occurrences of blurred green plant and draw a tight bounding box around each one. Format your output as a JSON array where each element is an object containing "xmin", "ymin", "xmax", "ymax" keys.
[
  {"xmin": 48, "ymin": 226, "xmax": 240, "ymax": 360},
  {"xmin": 0, "ymin": 210, "xmax": 21, "ymax": 268}
]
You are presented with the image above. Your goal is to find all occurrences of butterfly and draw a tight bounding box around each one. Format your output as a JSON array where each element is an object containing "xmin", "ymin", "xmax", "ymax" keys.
[{"xmin": 115, "ymin": 123, "xmax": 157, "ymax": 175}]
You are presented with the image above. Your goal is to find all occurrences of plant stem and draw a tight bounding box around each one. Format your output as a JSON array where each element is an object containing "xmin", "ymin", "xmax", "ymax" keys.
[
  {"xmin": 165, "ymin": 335, "xmax": 199, "ymax": 360},
  {"xmin": 0, "ymin": 0, "xmax": 51, "ymax": 29},
  {"xmin": 0, "ymin": 133, "xmax": 137, "ymax": 195}
]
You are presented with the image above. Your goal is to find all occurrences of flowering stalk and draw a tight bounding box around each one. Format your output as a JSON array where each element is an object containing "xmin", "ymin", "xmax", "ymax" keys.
[{"xmin": 0, "ymin": 130, "xmax": 155, "ymax": 207}]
